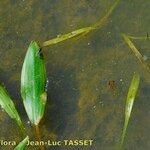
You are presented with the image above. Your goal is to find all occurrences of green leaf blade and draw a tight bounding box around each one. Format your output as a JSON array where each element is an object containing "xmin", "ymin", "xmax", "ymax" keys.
[
  {"xmin": 21, "ymin": 41, "xmax": 47, "ymax": 125},
  {"xmin": 126, "ymin": 73, "xmax": 140, "ymax": 118},
  {"xmin": 42, "ymin": 27, "xmax": 94, "ymax": 47},
  {"xmin": 42, "ymin": 0, "xmax": 121, "ymax": 47},
  {"xmin": 0, "ymin": 85, "xmax": 24, "ymax": 132},
  {"xmin": 122, "ymin": 33, "xmax": 150, "ymax": 74},
  {"xmin": 120, "ymin": 73, "xmax": 140, "ymax": 148},
  {"xmin": 14, "ymin": 136, "xmax": 29, "ymax": 150}
]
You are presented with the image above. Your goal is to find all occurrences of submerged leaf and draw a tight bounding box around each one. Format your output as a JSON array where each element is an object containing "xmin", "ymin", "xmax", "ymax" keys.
[
  {"xmin": 92, "ymin": 0, "xmax": 120, "ymax": 29},
  {"xmin": 122, "ymin": 34, "xmax": 150, "ymax": 74},
  {"xmin": 21, "ymin": 41, "xmax": 47, "ymax": 125},
  {"xmin": 120, "ymin": 73, "xmax": 140, "ymax": 148},
  {"xmin": 0, "ymin": 84, "xmax": 24, "ymax": 132},
  {"xmin": 42, "ymin": 27, "xmax": 94, "ymax": 47},
  {"xmin": 14, "ymin": 136, "xmax": 29, "ymax": 150},
  {"xmin": 127, "ymin": 35, "xmax": 150, "ymax": 40},
  {"xmin": 42, "ymin": 0, "xmax": 120, "ymax": 47}
]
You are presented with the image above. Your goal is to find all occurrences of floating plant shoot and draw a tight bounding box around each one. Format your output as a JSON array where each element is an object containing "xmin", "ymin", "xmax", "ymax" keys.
[
  {"xmin": 42, "ymin": 0, "xmax": 120, "ymax": 47},
  {"xmin": 120, "ymin": 73, "xmax": 140, "ymax": 149},
  {"xmin": 21, "ymin": 0, "xmax": 121, "ymax": 126},
  {"xmin": 0, "ymin": 85, "xmax": 25, "ymax": 133},
  {"xmin": 122, "ymin": 34, "xmax": 150, "ymax": 74},
  {"xmin": 21, "ymin": 41, "xmax": 46, "ymax": 150},
  {"xmin": 14, "ymin": 136, "xmax": 29, "ymax": 150}
]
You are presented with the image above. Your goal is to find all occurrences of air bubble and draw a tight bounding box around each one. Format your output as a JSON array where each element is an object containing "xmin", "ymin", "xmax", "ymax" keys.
[
  {"xmin": 143, "ymin": 55, "xmax": 148, "ymax": 61},
  {"xmin": 57, "ymin": 34, "xmax": 61, "ymax": 38}
]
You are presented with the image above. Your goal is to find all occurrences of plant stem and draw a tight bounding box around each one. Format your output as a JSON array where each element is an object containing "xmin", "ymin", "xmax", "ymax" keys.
[
  {"xmin": 19, "ymin": 121, "xmax": 26, "ymax": 137},
  {"xmin": 35, "ymin": 124, "xmax": 45, "ymax": 150}
]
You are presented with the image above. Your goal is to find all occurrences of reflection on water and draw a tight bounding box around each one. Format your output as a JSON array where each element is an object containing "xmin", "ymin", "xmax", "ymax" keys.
[{"xmin": 0, "ymin": 0, "xmax": 150, "ymax": 150}]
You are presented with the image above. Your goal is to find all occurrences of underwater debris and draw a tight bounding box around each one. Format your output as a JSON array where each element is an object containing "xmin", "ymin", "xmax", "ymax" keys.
[{"xmin": 108, "ymin": 80, "xmax": 117, "ymax": 91}]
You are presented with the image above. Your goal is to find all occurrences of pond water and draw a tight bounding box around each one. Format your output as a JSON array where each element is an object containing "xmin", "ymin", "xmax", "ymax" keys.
[{"xmin": 0, "ymin": 0, "xmax": 150, "ymax": 150}]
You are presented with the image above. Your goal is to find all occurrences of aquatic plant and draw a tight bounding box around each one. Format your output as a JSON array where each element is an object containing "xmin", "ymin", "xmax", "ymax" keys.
[
  {"xmin": 122, "ymin": 34, "xmax": 150, "ymax": 74},
  {"xmin": 127, "ymin": 33, "xmax": 150, "ymax": 40},
  {"xmin": 42, "ymin": 0, "xmax": 120, "ymax": 47},
  {"xmin": 0, "ymin": 0, "xmax": 121, "ymax": 149},
  {"xmin": 21, "ymin": 41, "xmax": 46, "ymax": 126},
  {"xmin": 120, "ymin": 73, "xmax": 140, "ymax": 149},
  {"xmin": 0, "ymin": 85, "xmax": 25, "ymax": 133}
]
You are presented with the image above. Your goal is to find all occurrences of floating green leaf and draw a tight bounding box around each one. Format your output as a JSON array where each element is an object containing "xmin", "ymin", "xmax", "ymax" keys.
[
  {"xmin": 42, "ymin": 0, "xmax": 120, "ymax": 47},
  {"xmin": 0, "ymin": 84, "xmax": 24, "ymax": 132},
  {"xmin": 14, "ymin": 136, "xmax": 29, "ymax": 150},
  {"xmin": 120, "ymin": 73, "xmax": 140, "ymax": 148},
  {"xmin": 122, "ymin": 33, "xmax": 150, "ymax": 74},
  {"xmin": 21, "ymin": 41, "xmax": 47, "ymax": 125}
]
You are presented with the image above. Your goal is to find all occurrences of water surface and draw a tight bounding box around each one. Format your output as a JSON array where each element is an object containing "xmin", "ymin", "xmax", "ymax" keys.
[{"xmin": 0, "ymin": 0, "xmax": 150, "ymax": 150}]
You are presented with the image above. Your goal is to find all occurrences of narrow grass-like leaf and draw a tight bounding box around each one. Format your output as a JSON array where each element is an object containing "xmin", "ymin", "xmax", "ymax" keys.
[
  {"xmin": 0, "ymin": 84, "xmax": 24, "ymax": 132},
  {"xmin": 122, "ymin": 34, "xmax": 150, "ymax": 74},
  {"xmin": 120, "ymin": 73, "xmax": 140, "ymax": 149},
  {"xmin": 127, "ymin": 35, "xmax": 150, "ymax": 40},
  {"xmin": 42, "ymin": 27, "xmax": 95, "ymax": 47},
  {"xmin": 14, "ymin": 136, "xmax": 29, "ymax": 150},
  {"xmin": 92, "ymin": 0, "xmax": 120, "ymax": 29},
  {"xmin": 21, "ymin": 41, "xmax": 47, "ymax": 125},
  {"xmin": 42, "ymin": 0, "xmax": 120, "ymax": 47}
]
